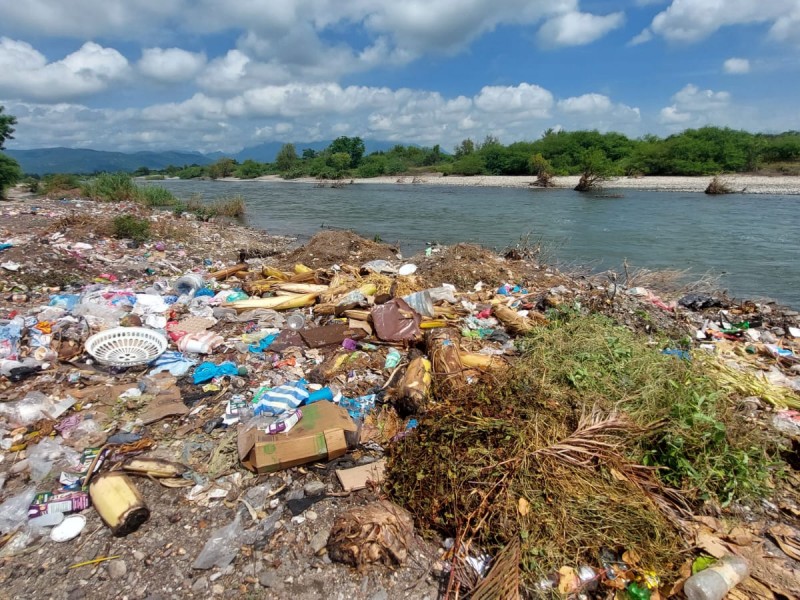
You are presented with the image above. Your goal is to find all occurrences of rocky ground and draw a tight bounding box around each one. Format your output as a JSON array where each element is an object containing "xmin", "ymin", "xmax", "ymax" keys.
[{"xmin": 1, "ymin": 186, "xmax": 799, "ymax": 599}]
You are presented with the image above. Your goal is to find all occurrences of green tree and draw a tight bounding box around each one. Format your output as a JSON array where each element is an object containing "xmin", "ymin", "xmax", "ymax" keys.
[
  {"xmin": 451, "ymin": 153, "xmax": 485, "ymax": 175},
  {"xmin": 133, "ymin": 166, "xmax": 151, "ymax": 176},
  {"xmin": 0, "ymin": 153, "xmax": 22, "ymax": 198},
  {"xmin": 357, "ymin": 154, "xmax": 388, "ymax": 178},
  {"xmin": 302, "ymin": 148, "xmax": 318, "ymax": 160},
  {"xmin": 327, "ymin": 152, "xmax": 352, "ymax": 178},
  {"xmin": 0, "ymin": 105, "xmax": 16, "ymax": 150},
  {"xmin": 422, "ymin": 144, "xmax": 443, "ymax": 166},
  {"xmin": 235, "ymin": 159, "xmax": 266, "ymax": 179},
  {"xmin": 275, "ymin": 143, "xmax": 299, "ymax": 172},
  {"xmin": 207, "ymin": 157, "xmax": 237, "ymax": 179},
  {"xmin": 454, "ymin": 138, "xmax": 475, "ymax": 158},
  {"xmin": 328, "ymin": 137, "xmax": 365, "ymax": 168},
  {"xmin": 574, "ymin": 149, "xmax": 612, "ymax": 191}
]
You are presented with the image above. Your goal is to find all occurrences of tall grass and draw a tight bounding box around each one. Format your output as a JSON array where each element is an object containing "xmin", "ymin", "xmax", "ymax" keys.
[
  {"xmin": 79, "ymin": 174, "xmax": 245, "ymax": 220},
  {"xmin": 82, "ymin": 173, "xmax": 140, "ymax": 202},
  {"xmin": 139, "ymin": 185, "xmax": 179, "ymax": 207},
  {"xmin": 175, "ymin": 194, "xmax": 246, "ymax": 220}
]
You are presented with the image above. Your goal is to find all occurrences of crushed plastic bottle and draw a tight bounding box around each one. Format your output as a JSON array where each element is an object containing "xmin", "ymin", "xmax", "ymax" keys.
[{"xmin": 683, "ymin": 555, "xmax": 750, "ymax": 600}]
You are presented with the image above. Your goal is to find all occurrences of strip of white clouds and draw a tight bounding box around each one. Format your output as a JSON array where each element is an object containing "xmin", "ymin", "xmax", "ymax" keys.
[{"xmin": 5, "ymin": 82, "xmax": 642, "ymax": 152}]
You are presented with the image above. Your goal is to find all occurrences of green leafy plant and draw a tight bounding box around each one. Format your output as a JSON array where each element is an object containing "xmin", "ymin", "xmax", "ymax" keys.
[{"xmin": 112, "ymin": 214, "xmax": 151, "ymax": 241}]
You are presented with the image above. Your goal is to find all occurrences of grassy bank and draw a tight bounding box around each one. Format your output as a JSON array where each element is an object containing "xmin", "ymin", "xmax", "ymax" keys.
[{"xmin": 386, "ymin": 311, "xmax": 779, "ymax": 591}]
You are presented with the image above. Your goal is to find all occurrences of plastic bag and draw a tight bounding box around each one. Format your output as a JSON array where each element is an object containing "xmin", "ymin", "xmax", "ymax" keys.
[
  {"xmin": 0, "ymin": 487, "xmax": 36, "ymax": 534},
  {"xmin": 0, "ymin": 318, "xmax": 23, "ymax": 360},
  {"xmin": 192, "ymin": 512, "xmax": 243, "ymax": 570},
  {"xmin": 27, "ymin": 437, "xmax": 80, "ymax": 483},
  {"xmin": 0, "ymin": 391, "xmax": 54, "ymax": 426},
  {"xmin": 361, "ymin": 260, "xmax": 396, "ymax": 274}
]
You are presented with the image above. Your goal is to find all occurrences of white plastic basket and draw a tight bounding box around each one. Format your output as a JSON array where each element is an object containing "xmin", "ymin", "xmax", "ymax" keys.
[{"xmin": 84, "ymin": 327, "xmax": 168, "ymax": 367}]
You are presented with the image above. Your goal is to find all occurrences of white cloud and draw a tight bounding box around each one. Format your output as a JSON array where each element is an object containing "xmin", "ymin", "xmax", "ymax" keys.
[
  {"xmin": 659, "ymin": 83, "xmax": 731, "ymax": 126},
  {"xmin": 537, "ymin": 11, "xmax": 625, "ymax": 47},
  {"xmin": 723, "ymin": 57, "xmax": 750, "ymax": 74},
  {"xmin": 648, "ymin": 0, "xmax": 799, "ymax": 43},
  {"xmin": 557, "ymin": 93, "xmax": 612, "ymax": 114},
  {"xmin": 769, "ymin": 8, "xmax": 800, "ymax": 44},
  {"xmin": 474, "ymin": 83, "xmax": 553, "ymax": 117},
  {"xmin": 0, "ymin": 38, "xmax": 129, "ymax": 102},
  {"xmin": 673, "ymin": 84, "xmax": 730, "ymax": 111},
  {"xmin": 628, "ymin": 28, "xmax": 653, "ymax": 45},
  {"xmin": 659, "ymin": 105, "xmax": 691, "ymax": 124},
  {"xmin": 138, "ymin": 47, "xmax": 206, "ymax": 83},
  {"xmin": 196, "ymin": 50, "xmax": 252, "ymax": 92},
  {"xmin": 557, "ymin": 93, "xmax": 641, "ymax": 133}
]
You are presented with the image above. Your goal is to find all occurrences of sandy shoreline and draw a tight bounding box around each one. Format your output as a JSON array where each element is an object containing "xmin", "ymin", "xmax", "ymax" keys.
[{"xmin": 214, "ymin": 173, "xmax": 800, "ymax": 195}]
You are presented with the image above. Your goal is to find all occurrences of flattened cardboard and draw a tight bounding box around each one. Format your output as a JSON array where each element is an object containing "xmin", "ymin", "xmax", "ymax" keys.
[
  {"xmin": 300, "ymin": 323, "xmax": 364, "ymax": 348},
  {"xmin": 237, "ymin": 401, "xmax": 357, "ymax": 473},
  {"xmin": 336, "ymin": 459, "xmax": 386, "ymax": 492}
]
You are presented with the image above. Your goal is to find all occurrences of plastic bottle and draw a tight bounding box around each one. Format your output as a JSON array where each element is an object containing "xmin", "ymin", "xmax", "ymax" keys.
[{"xmin": 683, "ymin": 556, "xmax": 750, "ymax": 600}]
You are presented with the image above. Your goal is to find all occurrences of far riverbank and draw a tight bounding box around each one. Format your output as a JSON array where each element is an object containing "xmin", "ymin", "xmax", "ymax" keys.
[{"xmin": 204, "ymin": 173, "xmax": 800, "ymax": 195}]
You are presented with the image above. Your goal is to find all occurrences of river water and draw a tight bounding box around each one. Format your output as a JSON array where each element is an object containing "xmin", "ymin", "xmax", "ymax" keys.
[{"xmin": 154, "ymin": 180, "xmax": 800, "ymax": 308}]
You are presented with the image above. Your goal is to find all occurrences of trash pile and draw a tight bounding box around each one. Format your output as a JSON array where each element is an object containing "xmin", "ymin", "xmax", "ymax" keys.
[{"xmin": 1, "ymin": 192, "xmax": 799, "ymax": 599}]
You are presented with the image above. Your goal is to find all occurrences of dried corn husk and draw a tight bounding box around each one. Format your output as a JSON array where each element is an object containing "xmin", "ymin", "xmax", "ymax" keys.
[
  {"xmin": 274, "ymin": 283, "xmax": 328, "ymax": 294},
  {"xmin": 459, "ymin": 351, "xmax": 509, "ymax": 372},
  {"xmin": 121, "ymin": 457, "xmax": 189, "ymax": 478},
  {"xmin": 395, "ymin": 357, "xmax": 432, "ymax": 416},
  {"xmin": 493, "ymin": 304, "xmax": 535, "ymax": 335},
  {"xmin": 228, "ymin": 293, "xmax": 318, "ymax": 311},
  {"xmin": 427, "ymin": 329, "xmax": 466, "ymax": 392}
]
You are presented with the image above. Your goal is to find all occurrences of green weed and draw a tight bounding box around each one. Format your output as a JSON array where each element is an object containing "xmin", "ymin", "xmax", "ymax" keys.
[{"xmin": 112, "ymin": 214, "xmax": 151, "ymax": 241}]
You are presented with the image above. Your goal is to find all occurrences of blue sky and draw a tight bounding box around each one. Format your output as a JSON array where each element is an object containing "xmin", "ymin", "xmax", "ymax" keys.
[{"xmin": 0, "ymin": 0, "xmax": 798, "ymax": 153}]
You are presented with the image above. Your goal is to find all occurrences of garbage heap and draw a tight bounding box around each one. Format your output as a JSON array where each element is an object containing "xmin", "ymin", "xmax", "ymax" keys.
[{"xmin": 1, "ymin": 224, "xmax": 799, "ymax": 599}]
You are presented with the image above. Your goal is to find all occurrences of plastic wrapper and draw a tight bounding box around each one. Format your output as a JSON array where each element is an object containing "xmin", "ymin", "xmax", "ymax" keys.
[
  {"xmin": 0, "ymin": 391, "xmax": 53, "ymax": 426},
  {"xmin": 0, "ymin": 487, "xmax": 36, "ymax": 534},
  {"xmin": 371, "ymin": 298, "xmax": 421, "ymax": 341},
  {"xmin": 28, "ymin": 437, "xmax": 80, "ymax": 482},
  {"xmin": 192, "ymin": 512, "xmax": 243, "ymax": 570}
]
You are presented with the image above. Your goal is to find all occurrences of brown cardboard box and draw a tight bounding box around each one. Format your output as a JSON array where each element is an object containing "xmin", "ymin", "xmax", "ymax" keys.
[{"xmin": 237, "ymin": 401, "xmax": 358, "ymax": 473}]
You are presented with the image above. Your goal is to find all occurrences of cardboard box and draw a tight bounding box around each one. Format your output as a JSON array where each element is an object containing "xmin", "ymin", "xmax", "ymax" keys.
[{"xmin": 237, "ymin": 401, "xmax": 358, "ymax": 473}]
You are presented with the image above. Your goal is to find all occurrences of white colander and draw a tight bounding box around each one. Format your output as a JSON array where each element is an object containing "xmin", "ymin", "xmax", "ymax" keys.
[{"xmin": 84, "ymin": 327, "xmax": 168, "ymax": 367}]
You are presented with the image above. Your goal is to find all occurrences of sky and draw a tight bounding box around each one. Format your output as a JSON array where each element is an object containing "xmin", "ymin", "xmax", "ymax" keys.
[{"xmin": 1, "ymin": 0, "xmax": 799, "ymax": 154}]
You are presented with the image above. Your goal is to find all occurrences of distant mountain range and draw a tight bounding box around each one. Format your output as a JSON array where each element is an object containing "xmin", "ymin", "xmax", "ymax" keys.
[
  {"xmin": 5, "ymin": 147, "xmax": 214, "ymax": 175},
  {"xmin": 5, "ymin": 140, "xmax": 408, "ymax": 175}
]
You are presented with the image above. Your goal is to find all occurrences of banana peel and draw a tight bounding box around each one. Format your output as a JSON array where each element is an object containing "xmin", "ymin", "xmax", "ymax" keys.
[{"xmin": 122, "ymin": 457, "xmax": 189, "ymax": 478}]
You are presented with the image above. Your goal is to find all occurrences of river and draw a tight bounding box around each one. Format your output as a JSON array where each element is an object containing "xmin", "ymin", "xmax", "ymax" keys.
[{"xmin": 152, "ymin": 179, "xmax": 800, "ymax": 308}]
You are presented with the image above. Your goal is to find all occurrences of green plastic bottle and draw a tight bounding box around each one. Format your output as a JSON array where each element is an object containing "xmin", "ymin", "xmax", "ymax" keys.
[{"xmin": 627, "ymin": 582, "xmax": 651, "ymax": 600}]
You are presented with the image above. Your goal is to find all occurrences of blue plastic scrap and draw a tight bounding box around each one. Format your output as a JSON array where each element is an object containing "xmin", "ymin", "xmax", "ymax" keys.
[
  {"xmin": 248, "ymin": 333, "xmax": 278, "ymax": 353},
  {"xmin": 662, "ymin": 348, "xmax": 691, "ymax": 361},
  {"xmin": 253, "ymin": 379, "xmax": 310, "ymax": 416},
  {"xmin": 192, "ymin": 361, "xmax": 239, "ymax": 384},
  {"xmin": 149, "ymin": 351, "xmax": 198, "ymax": 377}
]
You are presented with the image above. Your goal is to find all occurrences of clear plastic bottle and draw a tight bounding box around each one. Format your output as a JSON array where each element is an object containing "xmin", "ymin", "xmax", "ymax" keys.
[{"xmin": 683, "ymin": 556, "xmax": 750, "ymax": 600}]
